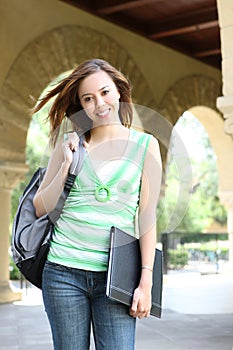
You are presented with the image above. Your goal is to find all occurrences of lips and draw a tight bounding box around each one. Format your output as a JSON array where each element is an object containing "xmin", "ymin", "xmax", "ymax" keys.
[{"xmin": 96, "ymin": 108, "xmax": 111, "ymax": 118}]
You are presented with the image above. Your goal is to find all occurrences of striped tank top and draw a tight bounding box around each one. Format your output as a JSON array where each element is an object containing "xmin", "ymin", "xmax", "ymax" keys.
[{"xmin": 47, "ymin": 128, "xmax": 153, "ymax": 271}]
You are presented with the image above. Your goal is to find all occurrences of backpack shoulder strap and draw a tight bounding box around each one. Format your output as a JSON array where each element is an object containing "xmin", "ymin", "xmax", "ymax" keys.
[
  {"xmin": 49, "ymin": 138, "xmax": 86, "ymax": 223},
  {"xmin": 69, "ymin": 135, "xmax": 86, "ymax": 176}
]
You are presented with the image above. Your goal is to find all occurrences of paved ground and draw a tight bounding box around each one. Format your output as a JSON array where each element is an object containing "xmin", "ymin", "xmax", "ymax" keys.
[{"xmin": 0, "ymin": 270, "xmax": 233, "ymax": 350}]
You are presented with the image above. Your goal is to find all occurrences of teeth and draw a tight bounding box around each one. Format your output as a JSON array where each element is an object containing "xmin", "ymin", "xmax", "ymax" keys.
[{"xmin": 97, "ymin": 109, "xmax": 109, "ymax": 116}]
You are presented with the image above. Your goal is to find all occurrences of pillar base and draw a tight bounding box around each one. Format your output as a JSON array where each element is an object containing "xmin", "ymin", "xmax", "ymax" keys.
[{"xmin": 0, "ymin": 281, "xmax": 22, "ymax": 303}]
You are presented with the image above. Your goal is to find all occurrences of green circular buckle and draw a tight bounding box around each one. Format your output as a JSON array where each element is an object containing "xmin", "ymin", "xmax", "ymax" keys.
[{"xmin": 95, "ymin": 185, "xmax": 111, "ymax": 202}]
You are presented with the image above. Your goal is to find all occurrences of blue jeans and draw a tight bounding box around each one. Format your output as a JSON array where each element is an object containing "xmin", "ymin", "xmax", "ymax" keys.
[{"xmin": 42, "ymin": 261, "xmax": 136, "ymax": 350}]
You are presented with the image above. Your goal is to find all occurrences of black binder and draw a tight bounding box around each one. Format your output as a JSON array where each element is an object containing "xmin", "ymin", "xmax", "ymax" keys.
[{"xmin": 106, "ymin": 226, "xmax": 163, "ymax": 318}]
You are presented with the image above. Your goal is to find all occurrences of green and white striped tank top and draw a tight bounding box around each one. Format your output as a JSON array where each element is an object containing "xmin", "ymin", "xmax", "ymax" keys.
[{"xmin": 47, "ymin": 128, "xmax": 153, "ymax": 271}]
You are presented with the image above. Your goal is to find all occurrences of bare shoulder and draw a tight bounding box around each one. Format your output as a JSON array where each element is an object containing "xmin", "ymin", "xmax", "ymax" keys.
[{"xmin": 147, "ymin": 134, "xmax": 161, "ymax": 157}]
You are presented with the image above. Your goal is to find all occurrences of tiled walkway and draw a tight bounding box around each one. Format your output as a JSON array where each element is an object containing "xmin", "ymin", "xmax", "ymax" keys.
[{"xmin": 0, "ymin": 271, "xmax": 233, "ymax": 349}]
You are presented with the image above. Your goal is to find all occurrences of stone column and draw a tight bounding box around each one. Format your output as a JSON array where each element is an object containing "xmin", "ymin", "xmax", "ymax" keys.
[
  {"xmin": 216, "ymin": 0, "xmax": 233, "ymax": 139},
  {"xmin": 0, "ymin": 162, "xmax": 27, "ymax": 303},
  {"xmin": 218, "ymin": 191, "xmax": 233, "ymax": 263},
  {"xmin": 217, "ymin": 97, "xmax": 233, "ymax": 261},
  {"xmin": 216, "ymin": 1, "xmax": 233, "ymax": 266},
  {"xmin": 228, "ymin": 206, "xmax": 233, "ymax": 263}
]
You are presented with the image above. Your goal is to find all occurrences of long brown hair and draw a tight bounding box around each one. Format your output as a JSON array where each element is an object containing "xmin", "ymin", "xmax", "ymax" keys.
[{"xmin": 32, "ymin": 59, "xmax": 133, "ymax": 147}]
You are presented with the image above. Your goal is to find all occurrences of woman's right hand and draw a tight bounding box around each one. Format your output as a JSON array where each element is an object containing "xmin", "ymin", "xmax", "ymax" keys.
[
  {"xmin": 34, "ymin": 132, "xmax": 84, "ymax": 217},
  {"xmin": 62, "ymin": 132, "xmax": 80, "ymax": 165}
]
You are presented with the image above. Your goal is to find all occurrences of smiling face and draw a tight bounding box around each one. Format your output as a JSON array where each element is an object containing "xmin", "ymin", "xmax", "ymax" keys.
[{"xmin": 78, "ymin": 70, "xmax": 121, "ymax": 127}]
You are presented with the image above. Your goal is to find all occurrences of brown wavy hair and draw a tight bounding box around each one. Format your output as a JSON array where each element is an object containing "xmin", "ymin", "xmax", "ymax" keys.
[{"xmin": 32, "ymin": 58, "xmax": 133, "ymax": 147}]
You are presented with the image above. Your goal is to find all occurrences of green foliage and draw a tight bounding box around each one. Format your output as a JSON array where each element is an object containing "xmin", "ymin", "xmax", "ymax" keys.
[
  {"xmin": 157, "ymin": 112, "xmax": 227, "ymax": 236},
  {"xmin": 9, "ymin": 256, "xmax": 21, "ymax": 280},
  {"xmin": 180, "ymin": 233, "xmax": 228, "ymax": 243},
  {"xmin": 168, "ymin": 249, "xmax": 189, "ymax": 269}
]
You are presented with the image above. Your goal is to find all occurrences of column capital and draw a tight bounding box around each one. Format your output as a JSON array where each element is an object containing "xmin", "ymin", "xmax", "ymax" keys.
[
  {"xmin": 0, "ymin": 162, "xmax": 28, "ymax": 190},
  {"xmin": 217, "ymin": 95, "xmax": 233, "ymax": 137}
]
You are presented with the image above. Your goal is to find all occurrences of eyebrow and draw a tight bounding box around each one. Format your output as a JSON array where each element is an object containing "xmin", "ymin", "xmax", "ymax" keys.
[{"xmin": 81, "ymin": 85, "xmax": 110, "ymax": 98}]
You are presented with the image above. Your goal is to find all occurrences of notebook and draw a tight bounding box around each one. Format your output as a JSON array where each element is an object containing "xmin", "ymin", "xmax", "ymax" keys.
[{"xmin": 106, "ymin": 226, "xmax": 163, "ymax": 318}]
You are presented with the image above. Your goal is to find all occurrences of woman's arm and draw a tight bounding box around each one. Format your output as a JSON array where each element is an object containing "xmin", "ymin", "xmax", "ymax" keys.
[
  {"xmin": 33, "ymin": 132, "xmax": 80, "ymax": 217},
  {"xmin": 130, "ymin": 136, "xmax": 162, "ymax": 319}
]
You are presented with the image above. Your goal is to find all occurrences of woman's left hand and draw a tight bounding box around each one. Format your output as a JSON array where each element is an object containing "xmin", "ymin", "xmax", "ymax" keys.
[{"xmin": 129, "ymin": 285, "xmax": 152, "ymax": 319}]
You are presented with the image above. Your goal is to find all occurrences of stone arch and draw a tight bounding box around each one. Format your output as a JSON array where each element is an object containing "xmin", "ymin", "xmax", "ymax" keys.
[
  {"xmin": 189, "ymin": 106, "xmax": 233, "ymax": 194},
  {"xmin": 159, "ymin": 75, "xmax": 221, "ymax": 125},
  {"xmin": 158, "ymin": 74, "xmax": 233, "ymax": 201},
  {"xmin": 0, "ymin": 25, "xmax": 155, "ymax": 165},
  {"xmin": 131, "ymin": 75, "xmax": 222, "ymax": 175},
  {"xmin": 152, "ymin": 75, "xmax": 221, "ymax": 167}
]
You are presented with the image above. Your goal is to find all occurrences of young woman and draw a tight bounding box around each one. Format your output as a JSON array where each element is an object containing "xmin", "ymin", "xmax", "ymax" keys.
[{"xmin": 33, "ymin": 58, "xmax": 162, "ymax": 350}]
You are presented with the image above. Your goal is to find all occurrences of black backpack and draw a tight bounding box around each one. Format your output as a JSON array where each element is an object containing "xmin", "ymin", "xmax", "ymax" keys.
[{"xmin": 11, "ymin": 142, "xmax": 86, "ymax": 289}]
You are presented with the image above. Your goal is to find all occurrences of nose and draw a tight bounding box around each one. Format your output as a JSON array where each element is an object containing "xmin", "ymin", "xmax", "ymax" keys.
[{"xmin": 95, "ymin": 94, "xmax": 105, "ymax": 107}]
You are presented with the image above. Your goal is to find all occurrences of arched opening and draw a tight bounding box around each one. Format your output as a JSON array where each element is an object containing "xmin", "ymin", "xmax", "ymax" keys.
[
  {"xmin": 177, "ymin": 110, "xmax": 227, "ymax": 232},
  {"xmin": 157, "ymin": 74, "xmax": 233, "ymax": 267},
  {"xmin": 160, "ymin": 108, "xmax": 229, "ymax": 274}
]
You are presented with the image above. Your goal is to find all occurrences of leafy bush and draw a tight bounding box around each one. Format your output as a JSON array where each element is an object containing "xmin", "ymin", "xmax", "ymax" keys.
[
  {"xmin": 9, "ymin": 257, "xmax": 21, "ymax": 280},
  {"xmin": 168, "ymin": 249, "xmax": 189, "ymax": 269}
]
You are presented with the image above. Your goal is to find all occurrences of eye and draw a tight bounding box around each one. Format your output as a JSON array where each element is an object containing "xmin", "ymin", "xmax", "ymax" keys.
[
  {"xmin": 84, "ymin": 96, "xmax": 92, "ymax": 103},
  {"xmin": 102, "ymin": 89, "xmax": 110, "ymax": 96}
]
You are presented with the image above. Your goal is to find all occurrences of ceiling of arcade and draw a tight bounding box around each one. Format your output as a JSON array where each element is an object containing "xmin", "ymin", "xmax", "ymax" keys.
[{"xmin": 60, "ymin": 0, "xmax": 221, "ymax": 70}]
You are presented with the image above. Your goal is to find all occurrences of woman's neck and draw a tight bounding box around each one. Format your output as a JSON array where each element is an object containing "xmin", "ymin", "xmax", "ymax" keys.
[
  {"xmin": 87, "ymin": 124, "xmax": 131, "ymax": 162},
  {"xmin": 89, "ymin": 124, "xmax": 129, "ymax": 144}
]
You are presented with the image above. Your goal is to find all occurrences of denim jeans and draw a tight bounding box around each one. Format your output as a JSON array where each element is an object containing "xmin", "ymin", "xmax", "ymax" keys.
[{"xmin": 42, "ymin": 261, "xmax": 136, "ymax": 350}]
